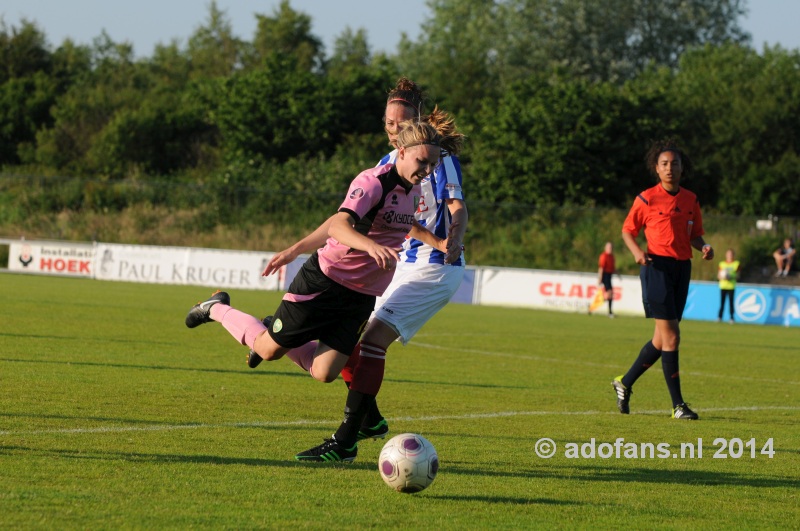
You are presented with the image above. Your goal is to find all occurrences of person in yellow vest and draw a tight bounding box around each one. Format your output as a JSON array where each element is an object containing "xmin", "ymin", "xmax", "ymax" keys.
[{"xmin": 717, "ymin": 249, "xmax": 740, "ymax": 323}]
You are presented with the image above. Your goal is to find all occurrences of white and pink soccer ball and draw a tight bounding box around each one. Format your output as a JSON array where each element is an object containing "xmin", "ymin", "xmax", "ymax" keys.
[{"xmin": 378, "ymin": 433, "xmax": 438, "ymax": 493}]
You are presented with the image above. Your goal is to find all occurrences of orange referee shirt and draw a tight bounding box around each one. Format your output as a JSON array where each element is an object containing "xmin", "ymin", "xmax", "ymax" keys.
[
  {"xmin": 598, "ymin": 252, "xmax": 615, "ymax": 274},
  {"xmin": 622, "ymin": 184, "xmax": 704, "ymax": 260}
]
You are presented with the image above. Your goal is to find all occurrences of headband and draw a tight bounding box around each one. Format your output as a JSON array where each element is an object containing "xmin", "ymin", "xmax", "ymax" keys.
[
  {"xmin": 402, "ymin": 139, "xmax": 440, "ymax": 148},
  {"xmin": 388, "ymin": 97, "xmax": 420, "ymax": 113}
]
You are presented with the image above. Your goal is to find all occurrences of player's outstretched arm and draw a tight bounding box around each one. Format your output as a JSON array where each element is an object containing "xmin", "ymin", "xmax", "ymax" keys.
[{"xmin": 262, "ymin": 216, "xmax": 334, "ymax": 276}]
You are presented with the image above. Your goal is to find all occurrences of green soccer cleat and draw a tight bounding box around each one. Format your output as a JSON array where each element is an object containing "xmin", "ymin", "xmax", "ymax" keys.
[
  {"xmin": 295, "ymin": 437, "xmax": 358, "ymax": 463},
  {"xmin": 357, "ymin": 418, "xmax": 389, "ymax": 441}
]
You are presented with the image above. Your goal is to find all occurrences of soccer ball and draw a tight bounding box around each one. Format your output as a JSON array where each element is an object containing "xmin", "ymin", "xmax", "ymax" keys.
[{"xmin": 378, "ymin": 433, "xmax": 438, "ymax": 493}]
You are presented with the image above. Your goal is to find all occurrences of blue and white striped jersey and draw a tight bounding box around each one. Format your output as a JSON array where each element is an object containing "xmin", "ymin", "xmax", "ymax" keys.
[{"xmin": 377, "ymin": 150, "xmax": 465, "ymax": 266}]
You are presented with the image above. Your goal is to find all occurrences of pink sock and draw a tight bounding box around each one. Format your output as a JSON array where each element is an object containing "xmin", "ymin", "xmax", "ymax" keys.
[
  {"xmin": 284, "ymin": 342, "xmax": 317, "ymax": 372},
  {"xmin": 210, "ymin": 304, "xmax": 265, "ymax": 349}
]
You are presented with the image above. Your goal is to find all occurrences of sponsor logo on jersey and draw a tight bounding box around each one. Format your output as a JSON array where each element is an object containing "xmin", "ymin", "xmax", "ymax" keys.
[
  {"xmin": 383, "ymin": 211, "xmax": 416, "ymax": 226},
  {"xmin": 349, "ymin": 187, "xmax": 365, "ymax": 199}
]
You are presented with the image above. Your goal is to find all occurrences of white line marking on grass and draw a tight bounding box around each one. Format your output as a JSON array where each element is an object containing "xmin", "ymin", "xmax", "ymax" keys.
[
  {"xmin": 2, "ymin": 406, "xmax": 798, "ymax": 437},
  {"xmin": 0, "ymin": 419, "xmax": 332, "ymax": 437},
  {"xmin": 411, "ymin": 341, "xmax": 800, "ymax": 386}
]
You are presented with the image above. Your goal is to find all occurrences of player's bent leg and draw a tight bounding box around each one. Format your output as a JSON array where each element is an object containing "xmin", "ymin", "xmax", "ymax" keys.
[
  {"xmin": 250, "ymin": 329, "xmax": 289, "ymax": 363},
  {"xmin": 308, "ymin": 346, "xmax": 349, "ymax": 383},
  {"xmin": 247, "ymin": 316, "xmax": 272, "ymax": 368},
  {"xmin": 340, "ymin": 344, "xmax": 360, "ymax": 385}
]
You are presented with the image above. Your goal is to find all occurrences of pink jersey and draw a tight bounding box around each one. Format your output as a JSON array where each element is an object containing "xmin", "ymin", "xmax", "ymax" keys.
[{"xmin": 318, "ymin": 164, "xmax": 421, "ymax": 296}]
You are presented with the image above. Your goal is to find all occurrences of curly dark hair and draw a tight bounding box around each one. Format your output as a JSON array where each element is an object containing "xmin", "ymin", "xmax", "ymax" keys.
[{"xmin": 645, "ymin": 138, "xmax": 693, "ymax": 180}]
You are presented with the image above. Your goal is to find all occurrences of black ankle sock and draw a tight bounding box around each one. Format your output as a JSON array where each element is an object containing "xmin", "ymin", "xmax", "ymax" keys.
[
  {"xmin": 661, "ymin": 350, "xmax": 684, "ymax": 406},
  {"xmin": 621, "ymin": 341, "xmax": 662, "ymax": 389},
  {"xmin": 333, "ymin": 389, "xmax": 375, "ymax": 447},
  {"xmin": 363, "ymin": 400, "xmax": 384, "ymax": 428}
]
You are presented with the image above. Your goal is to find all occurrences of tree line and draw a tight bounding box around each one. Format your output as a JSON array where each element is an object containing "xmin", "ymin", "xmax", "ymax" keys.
[{"xmin": 1, "ymin": 0, "xmax": 798, "ymax": 217}]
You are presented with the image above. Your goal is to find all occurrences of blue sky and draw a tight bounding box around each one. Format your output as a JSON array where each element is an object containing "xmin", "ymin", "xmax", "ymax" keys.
[{"xmin": 1, "ymin": 0, "xmax": 797, "ymax": 58}]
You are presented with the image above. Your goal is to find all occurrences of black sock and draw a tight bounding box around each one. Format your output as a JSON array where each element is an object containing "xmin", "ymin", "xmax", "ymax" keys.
[
  {"xmin": 363, "ymin": 400, "xmax": 384, "ymax": 428},
  {"xmin": 333, "ymin": 389, "xmax": 375, "ymax": 448},
  {"xmin": 661, "ymin": 350, "xmax": 684, "ymax": 406},
  {"xmin": 621, "ymin": 341, "xmax": 661, "ymax": 389}
]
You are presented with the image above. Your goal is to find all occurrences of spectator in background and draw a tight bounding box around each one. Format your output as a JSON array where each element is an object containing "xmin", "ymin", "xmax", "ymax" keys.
[
  {"xmin": 597, "ymin": 241, "xmax": 616, "ymax": 318},
  {"xmin": 717, "ymin": 248, "xmax": 740, "ymax": 324},
  {"xmin": 773, "ymin": 238, "xmax": 795, "ymax": 277}
]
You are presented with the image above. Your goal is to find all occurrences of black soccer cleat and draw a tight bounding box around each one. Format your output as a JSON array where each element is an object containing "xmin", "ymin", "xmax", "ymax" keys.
[
  {"xmin": 672, "ymin": 403, "xmax": 699, "ymax": 420},
  {"xmin": 246, "ymin": 316, "xmax": 272, "ymax": 368},
  {"xmin": 611, "ymin": 376, "xmax": 632, "ymax": 414},
  {"xmin": 247, "ymin": 350, "xmax": 262, "ymax": 368},
  {"xmin": 294, "ymin": 437, "xmax": 358, "ymax": 463},
  {"xmin": 357, "ymin": 418, "xmax": 389, "ymax": 441},
  {"xmin": 185, "ymin": 291, "xmax": 230, "ymax": 328}
]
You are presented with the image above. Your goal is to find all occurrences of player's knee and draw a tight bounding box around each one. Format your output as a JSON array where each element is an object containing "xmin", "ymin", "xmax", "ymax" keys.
[
  {"xmin": 252, "ymin": 342, "xmax": 282, "ymax": 362},
  {"xmin": 261, "ymin": 350, "xmax": 282, "ymax": 362},
  {"xmin": 666, "ymin": 335, "xmax": 680, "ymax": 351},
  {"xmin": 252, "ymin": 331, "xmax": 286, "ymax": 362},
  {"xmin": 309, "ymin": 365, "xmax": 338, "ymax": 383}
]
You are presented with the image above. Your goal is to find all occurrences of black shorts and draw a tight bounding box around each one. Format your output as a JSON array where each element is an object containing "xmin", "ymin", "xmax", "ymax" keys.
[
  {"xmin": 640, "ymin": 255, "xmax": 691, "ymax": 321},
  {"xmin": 601, "ymin": 272, "xmax": 613, "ymax": 292},
  {"xmin": 268, "ymin": 252, "xmax": 375, "ymax": 355}
]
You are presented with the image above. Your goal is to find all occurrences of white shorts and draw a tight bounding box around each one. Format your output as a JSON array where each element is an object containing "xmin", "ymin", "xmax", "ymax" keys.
[{"xmin": 371, "ymin": 261, "xmax": 465, "ymax": 344}]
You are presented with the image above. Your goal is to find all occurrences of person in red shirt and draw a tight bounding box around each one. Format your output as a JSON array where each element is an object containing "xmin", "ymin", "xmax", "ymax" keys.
[
  {"xmin": 612, "ymin": 139, "xmax": 714, "ymax": 420},
  {"xmin": 597, "ymin": 241, "xmax": 616, "ymax": 317}
]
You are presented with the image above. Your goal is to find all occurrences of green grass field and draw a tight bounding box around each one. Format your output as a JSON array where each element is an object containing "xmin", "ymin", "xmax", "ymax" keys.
[{"xmin": 2, "ymin": 273, "xmax": 798, "ymax": 529}]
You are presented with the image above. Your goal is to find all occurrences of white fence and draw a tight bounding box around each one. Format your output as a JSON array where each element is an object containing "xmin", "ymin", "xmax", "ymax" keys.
[{"xmin": 3, "ymin": 238, "xmax": 798, "ymax": 327}]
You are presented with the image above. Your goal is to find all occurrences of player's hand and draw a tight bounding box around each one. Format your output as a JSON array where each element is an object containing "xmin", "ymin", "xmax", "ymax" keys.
[
  {"xmin": 444, "ymin": 238, "xmax": 463, "ymax": 264},
  {"xmin": 367, "ymin": 244, "xmax": 401, "ymax": 270},
  {"xmin": 701, "ymin": 244, "xmax": 714, "ymax": 261},
  {"xmin": 634, "ymin": 250, "xmax": 652, "ymax": 266},
  {"xmin": 262, "ymin": 248, "xmax": 299, "ymax": 276},
  {"xmin": 444, "ymin": 222, "xmax": 463, "ymax": 264}
]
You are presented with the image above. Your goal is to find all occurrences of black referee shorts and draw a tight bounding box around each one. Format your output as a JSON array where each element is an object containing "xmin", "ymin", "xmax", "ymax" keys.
[
  {"xmin": 268, "ymin": 252, "xmax": 374, "ymax": 356},
  {"xmin": 601, "ymin": 272, "xmax": 613, "ymax": 292},
  {"xmin": 640, "ymin": 255, "xmax": 692, "ymax": 321}
]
